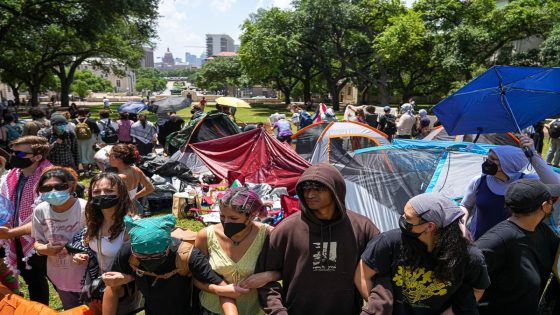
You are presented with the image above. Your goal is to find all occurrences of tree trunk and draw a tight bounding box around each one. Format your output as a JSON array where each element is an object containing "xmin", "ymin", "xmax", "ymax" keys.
[
  {"xmin": 360, "ymin": 85, "xmax": 369, "ymax": 105},
  {"xmin": 8, "ymin": 83, "xmax": 20, "ymax": 105},
  {"xmin": 302, "ymin": 67, "xmax": 312, "ymax": 104},
  {"xmin": 376, "ymin": 57, "xmax": 390, "ymax": 105},
  {"xmin": 28, "ymin": 85, "xmax": 40, "ymax": 107},
  {"xmin": 283, "ymin": 89, "xmax": 291, "ymax": 105},
  {"xmin": 328, "ymin": 81, "xmax": 341, "ymax": 111}
]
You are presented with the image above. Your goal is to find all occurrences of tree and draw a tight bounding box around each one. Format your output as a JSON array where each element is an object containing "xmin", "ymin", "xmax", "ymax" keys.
[
  {"xmin": 70, "ymin": 69, "xmax": 112, "ymax": 99},
  {"xmin": 135, "ymin": 68, "xmax": 167, "ymax": 92},
  {"xmin": 196, "ymin": 57, "xmax": 244, "ymax": 95}
]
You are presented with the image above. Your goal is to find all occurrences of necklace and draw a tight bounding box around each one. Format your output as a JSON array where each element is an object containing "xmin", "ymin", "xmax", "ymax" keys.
[{"xmin": 231, "ymin": 224, "xmax": 254, "ymax": 246}]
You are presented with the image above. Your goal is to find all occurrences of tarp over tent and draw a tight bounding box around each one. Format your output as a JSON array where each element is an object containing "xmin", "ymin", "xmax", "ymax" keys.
[
  {"xmin": 188, "ymin": 128, "xmax": 310, "ymax": 193},
  {"xmin": 291, "ymin": 121, "xmax": 390, "ymax": 164},
  {"xmin": 422, "ymin": 125, "xmax": 520, "ymax": 146},
  {"xmin": 337, "ymin": 140, "xmax": 497, "ymax": 232},
  {"xmin": 165, "ymin": 112, "xmax": 240, "ymax": 155}
]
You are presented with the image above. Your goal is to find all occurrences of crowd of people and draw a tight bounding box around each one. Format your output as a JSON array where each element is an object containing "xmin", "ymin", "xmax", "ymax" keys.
[{"xmin": 0, "ymin": 100, "xmax": 558, "ymax": 315}]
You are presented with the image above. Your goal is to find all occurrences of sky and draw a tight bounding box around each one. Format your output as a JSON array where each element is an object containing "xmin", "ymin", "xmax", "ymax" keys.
[{"xmin": 154, "ymin": 0, "xmax": 414, "ymax": 62}]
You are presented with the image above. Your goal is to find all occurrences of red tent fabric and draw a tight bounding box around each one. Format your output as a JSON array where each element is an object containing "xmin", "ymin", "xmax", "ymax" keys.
[{"xmin": 189, "ymin": 128, "xmax": 310, "ymax": 193}]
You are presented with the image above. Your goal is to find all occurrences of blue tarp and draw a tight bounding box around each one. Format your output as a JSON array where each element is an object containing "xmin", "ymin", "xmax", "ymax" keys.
[
  {"xmin": 118, "ymin": 102, "xmax": 148, "ymax": 114},
  {"xmin": 432, "ymin": 65, "xmax": 560, "ymax": 135}
]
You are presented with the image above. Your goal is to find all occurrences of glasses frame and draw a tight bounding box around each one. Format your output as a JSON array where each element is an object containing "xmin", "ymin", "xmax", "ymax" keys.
[{"xmin": 38, "ymin": 183, "xmax": 70, "ymax": 193}]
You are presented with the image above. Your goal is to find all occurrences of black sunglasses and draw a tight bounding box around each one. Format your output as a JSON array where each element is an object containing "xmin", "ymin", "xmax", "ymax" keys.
[
  {"xmin": 38, "ymin": 183, "xmax": 69, "ymax": 193},
  {"xmin": 11, "ymin": 151, "xmax": 33, "ymax": 158},
  {"xmin": 399, "ymin": 215, "xmax": 427, "ymax": 230}
]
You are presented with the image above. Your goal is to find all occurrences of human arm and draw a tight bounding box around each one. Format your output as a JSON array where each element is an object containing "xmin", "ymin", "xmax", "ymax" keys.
[
  {"xmin": 134, "ymin": 169, "xmax": 155, "ymax": 200},
  {"xmin": 255, "ymin": 232, "xmax": 288, "ymax": 315},
  {"xmin": 0, "ymin": 221, "xmax": 32, "ymax": 239},
  {"xmin": 34, "ymin": 241, "xmax": 64, "ymax": 256},
  {"xmin": 355, "ymin": 259, "xmax": 377, "ymax": 300},
  {"xmin": 519, "ymin": 135, "xmax": 560, "ymax": 184},
  {"xmin": 238, "ymin": 271, "xmax": 281, "ymax": 289}
]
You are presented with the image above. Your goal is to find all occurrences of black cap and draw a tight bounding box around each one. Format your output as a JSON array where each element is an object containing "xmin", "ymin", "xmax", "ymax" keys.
[{"xmin": 505, "ymin": 179, "xmax": 560, "ymax": 214}]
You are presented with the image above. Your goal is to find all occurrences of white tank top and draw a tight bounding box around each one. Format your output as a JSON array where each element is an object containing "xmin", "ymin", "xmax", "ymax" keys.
[
  {"xmin": 128, "ymin": 187, "xmax": 138, "ymax": 200},
  {"xmin": 90, "ymin": 231, "xmax": 126, "ymax": 272}
]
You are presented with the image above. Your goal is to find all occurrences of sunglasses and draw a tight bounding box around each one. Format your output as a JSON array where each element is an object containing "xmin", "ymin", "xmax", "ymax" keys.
[
  {"xmin": 399, "ymin": 215, "xmax": 427, "ymax": 230},
  {"xmin": 38, "ymin": 183, "xmax": 69, "ymax": 193},
  {"xmin": 11, "ymin": 151, "xmax": 33, "ymax": 158},
  {"xmin": 132, "ymin": 250, "xmax": 168, "ymax": 260}
]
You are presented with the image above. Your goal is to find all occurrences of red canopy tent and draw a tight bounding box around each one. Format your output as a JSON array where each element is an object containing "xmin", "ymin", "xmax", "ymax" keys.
[{"xmin": 188, "ymin": 128, "xmax": 311, "ymax": 193}]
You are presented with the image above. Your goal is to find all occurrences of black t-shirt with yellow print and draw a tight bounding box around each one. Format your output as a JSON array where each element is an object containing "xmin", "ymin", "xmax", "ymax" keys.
[{"xmin": 362, "ymin": 229, "xmax": 490, "ymax": 315}]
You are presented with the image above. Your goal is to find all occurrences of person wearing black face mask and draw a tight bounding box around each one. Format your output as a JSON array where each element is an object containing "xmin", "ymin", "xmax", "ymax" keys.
[
  {"xmin": 476, "ymin": 179, "xmax": 560, "ymax": 315},
  {"xmin": 357, "ymin": 192, "xmax": 490, "ymax": 315},
  {"xmin": 0, "ymin": 136, "xmax": 52, "ymax": 305},
  {"xmin": 101, "ymin": 213, "xmax": 246, "ymax": 315},
  {"xmin": 68, "ymin": 172, "xmax": 141, "ymax": 314},
  {"xmin": 460, "ymin": 135, "xmax": 560, "ymax": 241},
  {"xmin": 195, "ymin": 187, "xmax": 281, "ymax": 315}
]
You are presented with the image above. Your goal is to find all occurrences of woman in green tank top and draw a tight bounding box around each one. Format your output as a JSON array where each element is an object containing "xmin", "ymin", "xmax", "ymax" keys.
[{"xmin": 195, "ymin": 187, "xmax": 280, "ymax": 315}]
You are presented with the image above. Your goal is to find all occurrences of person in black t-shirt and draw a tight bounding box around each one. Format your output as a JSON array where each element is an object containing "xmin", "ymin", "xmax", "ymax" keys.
[
  {"xmin": 101, "ymin": 214, "xmax": 248, "ymax": 315},
  {"xmin": 476, "ymin": 179, "xmax": 560, "ymax": 315},
  {"xmin": 356, "ymin": 192, "xmax": 490, "ymax": 315}
]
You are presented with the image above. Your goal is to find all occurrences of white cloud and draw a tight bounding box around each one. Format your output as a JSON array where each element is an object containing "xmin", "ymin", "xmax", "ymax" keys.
[
  {"xmin": 210, "ymin": 0, "xmax": 238, "ymax": 12},
  {"xmin": 271, "ymin": 0, "xmax": 292, "ymax": 9}
]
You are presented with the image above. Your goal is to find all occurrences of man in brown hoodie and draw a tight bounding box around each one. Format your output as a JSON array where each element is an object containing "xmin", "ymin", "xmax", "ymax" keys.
[{"xmin": 256, "ymin": 163, "xmax": 380, "ymax": 315}]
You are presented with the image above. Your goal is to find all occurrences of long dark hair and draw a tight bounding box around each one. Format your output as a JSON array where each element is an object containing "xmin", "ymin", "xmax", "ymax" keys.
[
  {"xmin": 398, "ymin": 221, "xmax": 470, "ymax": 282},
  {"xmin": 85, "ymin": 172, "xmax": 135, "ymax": 244}
]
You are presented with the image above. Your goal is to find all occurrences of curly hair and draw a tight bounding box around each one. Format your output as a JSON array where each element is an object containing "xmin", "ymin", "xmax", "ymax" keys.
[
  {"xmin": 398, "ymin": 220, "xmax": 470, "ymax": 282},
  {"xmin": 85, "ymin": 172, "xmax": 134, "ymax": 244},
  {"xmin": 110, "ymin": 144, "xmax": 139, "ymax": 165}
]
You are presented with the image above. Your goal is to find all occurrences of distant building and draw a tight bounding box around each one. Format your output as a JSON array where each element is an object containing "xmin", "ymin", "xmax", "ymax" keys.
[
  {"xmin": 185, "ymin": 52, "xmax": 198, "ymax": 66},
  {"xmin": 206, "ymin": 34, "xmax": 235, "ymax": 57},
  {"xmin": 162, "ymin": 48, "xmax": 175, "ymax": 66},
  {"xmin": 175, "ymin": 57, "xmax": 182, "ymax": 63},
  {"xmin": 199, "ymin": 53, "xmax": 207, "ymax": 66},
  {"xmin": 0, "ymin": 83, "xmax": 14, "ymax": 101},
  {"xmin": 141, "ymin": 47, "xmax": 154, "ymax": 68},
  {"xmin": 234, "ymin": 44, "xmax": 240, "ymax": 52},
  {"xmin": 77, "ymin": 59, "xmax": 136, "ymax": 94}
]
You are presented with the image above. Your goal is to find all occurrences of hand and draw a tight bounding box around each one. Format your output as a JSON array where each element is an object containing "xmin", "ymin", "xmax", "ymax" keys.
[
  {"xmin": 36, "ymin": 243, "xmax": 64, "ymax": 256},
  {"xmin": 0, "ymin": 226, "xmax": 13, "ymax": 239},
  {"xmin": 102, "ymin": 272, "xmax": 130, "ymax": 287},
  {"xmin": 211, "ymin": 284, "xmax": 250, "ymax": 299},
  {"xmin": 519, "ymin": 134, "xmax": 535, "ymax": 151},
  {"xmin": 55, "ymin": 138, "xmax": 63, "ymax": 144},
  {"xmin": 238, "ymin": 272, "xmax": 276, "ymax": 289},
  {"xmin": 72, "ymin": 253, "xmax": 89, "ymax": 265}
]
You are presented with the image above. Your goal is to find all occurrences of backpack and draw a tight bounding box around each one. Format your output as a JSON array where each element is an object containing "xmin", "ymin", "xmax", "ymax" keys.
[
  {"xmin": 75, "ymin": 118, "xmax": 92, "ymax": 140},
  {"xmin": 384, "ymin": 114, "xmax": 397, "ymax": 135},
  {"xmin": 99, "ymin": 119, "xmax": 118, "ymax": 144},
  {"xmin": 299, "ymin": 111, "xmax": 313, "ymax": 129},
  {"xmin": 128, "ymin": 228, "xmax": 195, "ymax": 279},
  {"xmin": 550, "ymin": 120, "xmax": 560, "ymax": 139},
  {"xmin": 4, "ymin": 124, "xmax": 22, "ymax": 143}
]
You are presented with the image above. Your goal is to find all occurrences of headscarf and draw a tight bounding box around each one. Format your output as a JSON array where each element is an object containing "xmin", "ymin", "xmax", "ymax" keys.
[
  {"xmin": 220, "ymin": 187, "xmax": 266, "ymax": 217},
  {"xmin": 409, "ymin": 192, "xmax": 464, "ymax": 228},
  {"xmin": 124, "ymin": 214, "xmax": 176, "ymax": 255}
]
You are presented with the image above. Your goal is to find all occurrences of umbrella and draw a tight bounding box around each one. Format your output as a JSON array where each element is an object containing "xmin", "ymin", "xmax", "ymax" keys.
[
  {"xmin": 118, "ymin": 102, "xmax": 148, "ymax": 114},
  {"xmin": 153, "ymin": 96, "xmax": 193, "ymax": 113},
  {"xmin": 432, "ymin": 65, "xmax": 560, "ymax": 137},
  {"xmin": 215, "ymin": 97, "xmax": 251, "ymax": 108}
]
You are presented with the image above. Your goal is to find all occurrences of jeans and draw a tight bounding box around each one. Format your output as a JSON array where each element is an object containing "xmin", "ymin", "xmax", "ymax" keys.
[{"xmin": 546, "ymin": 138, "xmax": 560, "ymax": 166}]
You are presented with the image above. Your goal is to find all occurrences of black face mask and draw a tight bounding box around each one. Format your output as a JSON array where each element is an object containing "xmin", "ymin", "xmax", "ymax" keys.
[
  {"xmin": 222, "ymin": 221, "xmax": 248, "ymax": 239},
  {"xmin": 482, "ymin": 160, "xmax": 498, "ymax": 176},
  {"xmin": 90, "ymin": 195, "xmax": 119, "ymax": 210},
  {"xmin": 140, "ymin": 256, "xmax": 168, "ymax": 272},
  {"xmin": 9, "ymin": 155, "xmax": 34, "ymax": 169},
  {"xmin": 399, "ymin": 215, "xmax": 423, "ymax": 238}
]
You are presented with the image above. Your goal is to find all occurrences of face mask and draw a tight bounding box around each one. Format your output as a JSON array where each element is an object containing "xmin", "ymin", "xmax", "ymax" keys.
[
  {"xmin": 9, "ymin": 155, "xmax": 34, "ymax": 169},
  {"xmin": 222, "ymin": 221, "xmax": 248, "ymax": 239},
  {"xmin": 482, "ymin": 160, "xmax": 498, "ymax": 176},
  {"xmin": 140, "ymin": 256, "xmax": 168, "ymax": 271},
  {"xmin": 42, "ymin": 190, "xmax": 71, "ymax": 206},
  {"xmin": 90, "ymin": 195, "xmax": 119, "ymax": 210},
  {"xmin": 56, "ymin": 124, "xmax": 67, "ymax": 134},
  {"xmin": 399, "ymin": 215, "xmax": 423, "ymax": 238}
]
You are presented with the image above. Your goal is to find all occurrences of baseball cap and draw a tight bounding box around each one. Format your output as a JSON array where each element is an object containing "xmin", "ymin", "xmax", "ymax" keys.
[
  {"xmin": 505, "ymin": 179, "xmax": 560, "ymax": 214},
  {"xmin": 383, "ymin": 106, "xmax": 391, "ymax": 112},
  {"xmin": 409, "ymin": 192, "xmax": 464, "ymax": 228}
]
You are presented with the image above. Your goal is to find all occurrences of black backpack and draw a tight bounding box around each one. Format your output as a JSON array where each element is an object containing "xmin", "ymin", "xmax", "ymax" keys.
[
  {"xmin": 384, "ymin": 114, "xmax": 397, "ymax": 135},
  {"xmin": 100, "ymin": 119, "xmax": 118, "ymax": 144},
  {"xmin": 550, "ymin": 120, "xmax": 560, "ymax": 139}
]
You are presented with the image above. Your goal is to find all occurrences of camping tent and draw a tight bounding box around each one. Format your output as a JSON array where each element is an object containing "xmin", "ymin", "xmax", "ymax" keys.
[
  {"xmin": 187, "ymin": 128, "xmax": 310, "ymax": 193},
  {"xmin": 165, "ymin": 112, "xmax": 240, "ymax": 155},
  {"xmin": 291, "ymin": 121, "xmax": 390, "ymax": 164},
  {"xmin": 422, "ymin": 126, "xmax": 520, "ymax": 146},
  {"xmin": 337, "ymin": 140, "xmax": 497, "ymax": 232}
]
